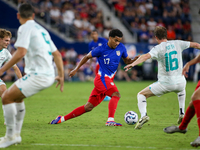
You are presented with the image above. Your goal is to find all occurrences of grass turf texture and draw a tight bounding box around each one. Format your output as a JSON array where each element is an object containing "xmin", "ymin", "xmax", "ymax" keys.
[{"xmin": 0, "ymin": 81, "xmax": 198, "ymax": 150}]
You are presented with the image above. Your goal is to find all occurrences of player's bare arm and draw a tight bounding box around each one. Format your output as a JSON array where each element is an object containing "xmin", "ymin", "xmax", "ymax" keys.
[
  {"xmin": 52, "ymin": 50, "xmax": 64, "ymax": 92},
  {"xmin": 122, "ymin": 55, "xmax": 140, "ymax": 65},
  {"xmin": 124, "ymin": 53, "xmax": 151, "ymax": 71},
  {"xmin": 182, "ymin": 54, "xmax": 200, "ymax": 78},
  {"xmin": 69, "ymin": 51, "xmax": 93, "ymax": 77},
  {"xmin": 12, "ymin": 65, "xmax": 22, "ymax": 79},
  {"xmin": 190, "ymin": 42, "xmax": 200, "ymax": 49},
  {"xmin": 0, "ymin": 47, "xmax": 26, "ymax": 76}
]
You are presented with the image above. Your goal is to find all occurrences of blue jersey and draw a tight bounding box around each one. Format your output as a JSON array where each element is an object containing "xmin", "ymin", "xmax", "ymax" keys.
[
  {"xmin": 88, "ymin": 37, "xmax": 108, "ymax": 52},
  {"xmin": 91, "ymin": 43, "xmax": 128, "ymax": 79}
]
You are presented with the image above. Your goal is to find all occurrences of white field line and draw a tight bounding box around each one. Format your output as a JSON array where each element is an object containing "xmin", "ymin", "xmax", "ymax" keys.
[{"xmin": 31, "ymin": 143, "xmax": 198, "ymax": 150}]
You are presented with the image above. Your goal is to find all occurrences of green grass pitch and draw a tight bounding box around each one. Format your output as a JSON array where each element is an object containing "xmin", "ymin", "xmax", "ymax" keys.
[{"xmin": 0, "ymin": 81, "xmax": 198, "ymax": 150}]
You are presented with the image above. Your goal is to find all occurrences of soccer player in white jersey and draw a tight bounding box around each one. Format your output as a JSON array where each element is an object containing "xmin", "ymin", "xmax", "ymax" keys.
[
  {"xmin": 124, "ymin": 26, "xmax": 200, "ymax": 129},
  {"xmin": 0, "ymin": 29, "xmax": 22, "ymax": 96},
  {"xmin": 0, "ymin": 3, "xmax": 64, "ymax": 148}
]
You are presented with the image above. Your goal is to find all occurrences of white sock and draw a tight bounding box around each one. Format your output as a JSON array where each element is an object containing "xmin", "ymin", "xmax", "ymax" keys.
[
  {"xmin": 3, "ymin": 103, "xmax": 17, "ymax": 138},
  {"xmin": 61, "ymin": 116, "xmax": 65, "ymax": 122},
  {"xmin": 137, "ymin": 93, "xmax": 147, "ymax": 118},
  {"xmin": 177, "ymin": 90, "xmax": 186, "ymax": 115},
  {"xmin": 107, "ymin": 117, "xmax": 114, "ymax": 121},
  {"xmin": 15, "ymin": 101, "xmax": 25, "ymax": 136}
]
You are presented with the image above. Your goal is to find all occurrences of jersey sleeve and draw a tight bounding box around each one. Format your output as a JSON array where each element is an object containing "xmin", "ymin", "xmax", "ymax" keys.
[
  {"xmin": 14, "ymin": 25, "xmax": 31, "ymax": 49},
  {"xmin": 122, "ymin": 45, "xmax": 128, "ymax": 58},
  {"xmin": 177, "ymin": 40, "xmax": 190, "ymax": 51},
  {"xmin": 49, "ymin": 38, "xmax": 57, "ymax": 53},
  {"xmin": 5, "ymin": 50, "xmax": 16, "ymax": 67},
  {"xmin": 148, "ymin": 46, "xmax": 158, "ymax": 59},
  {"xmin": 91, "ymin": 46, "xmax": 102, "ymax": 57}
]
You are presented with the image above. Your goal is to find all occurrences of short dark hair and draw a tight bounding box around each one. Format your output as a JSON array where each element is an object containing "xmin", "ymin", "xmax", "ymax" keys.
[
  {"xmin": 109, "ymin": 29, "xmax": 123, "ymax": 38},
  {"xmin": 19, "ymin": 3, "xmax": 34, "ymax": 18},
  {"xmin": 154, "ymin": 26, "xmax": 167, "ymax": 40}
]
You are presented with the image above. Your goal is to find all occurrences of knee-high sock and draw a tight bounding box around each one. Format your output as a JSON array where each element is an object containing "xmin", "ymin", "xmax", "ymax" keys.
[
  {"xmin": 108, "ymin": 96, "xmax": 120, "ymax": 119},
  {"xmin": 193, "ymin": 100, "xmax": 200, "ymax": 136},
  {"xmin": 137, "ymin": 93, "xmax": 147, "ymax": 118},
  {"xmin": 177, "ymin": 90, "xmax": 186, "ymax": 115},
  {"xmin": 64, "ymin": 105, "xmax": 86, "ymax": 121},
  {"xmin": 179, "ymin": 106, "xmax": 195, "ymax": 130},
  {"xmin": 15, "ymin": 102, "xmax": 25, "ymax": 136},
  {"xmin": 3, "ymin": 103, "xmax": 16, "ymax": 138}
]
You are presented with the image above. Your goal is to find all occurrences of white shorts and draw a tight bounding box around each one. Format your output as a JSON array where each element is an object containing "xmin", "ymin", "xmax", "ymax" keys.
[
  {"xmin": 0, "ymin": 79, "xmax": 5, "ymax": 86},
  {"xmin": 15, "ymin": 73, "xmax": 55, "ymax": 97},
  {"xmin": 149, "ymin": 81, "xmax": 186, "ymax": 97}
]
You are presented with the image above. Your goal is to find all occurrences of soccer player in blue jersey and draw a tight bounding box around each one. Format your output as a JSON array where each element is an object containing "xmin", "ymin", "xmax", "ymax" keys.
[
  {"xmin": 89, "ymin": 30, "xmax": 111, "ymax": 101},
  {"xmin": 50, "ymin": 29, "xmax": 138, "ymax": 126}
]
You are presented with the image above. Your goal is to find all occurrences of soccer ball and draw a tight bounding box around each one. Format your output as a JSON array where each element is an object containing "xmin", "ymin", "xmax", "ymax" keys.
[{"xmin": 124, "ymin": 111, "xmax": 138, "ymax": 125}]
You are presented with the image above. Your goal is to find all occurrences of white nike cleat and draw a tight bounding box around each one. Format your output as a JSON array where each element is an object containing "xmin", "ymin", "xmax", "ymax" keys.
[
  {"xmin": 191, "ymin": 136, "xmax": 200, "ymax": 147},
  {"xmin": 0, "ymin": 135, "xmax": 19, "ymax": 148},
  {"xmin": 163, "ymin": 125, "xmax": 187, "ymax": 134},
  {"xmin": 15, "ymin": 133, "xmax": 22, "ymax": 144},
  {"xmin": 177, "ymin": 114, "xmax": 184, "ymax": 124},
  {"xmin": 135, "ymin": 116, "xmax": 150, "ymax": 129}
]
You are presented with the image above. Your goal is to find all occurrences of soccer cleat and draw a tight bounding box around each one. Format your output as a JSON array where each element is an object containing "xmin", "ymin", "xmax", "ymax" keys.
[
  {"xmin": 135, "ymin": 116, "xmax": 149, "ymax": 129},
  {"xmin": 0, "ymin": 136, "xmax": 19, "ymax": 148},
  {"xmin": 163, "ymin": 125, "xmax": 187, "ymax": 134},
  {"xmin": 15, "ymin": 134, "xmax": 22, "ymax": 144},
  {"xmin": 190, "ymin": 136, "xmax": 200, "ymax": 147},
  {"xmin": 103, "ymin": 96, "xmax": 111, "ymax": 101},
  {"xmin": 177, "ymin": 114, "xmax": 184, "ymax": 124},
  {"xmin": 49, "ymin": 115, "xmax": 62, "ymax": 124},
  {"xmin": 105, "ymin": 121, "xmax": 122, "ymax": 126}
]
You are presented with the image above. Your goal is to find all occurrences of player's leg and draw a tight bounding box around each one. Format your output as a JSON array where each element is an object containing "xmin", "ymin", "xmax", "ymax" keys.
[
  {"xmin": 135, "ymin": 86, "xmax": 154, "ymax": 129},
  {"xmin": 190, "ymin": 86, "xmax": 200, "ymax": 147},
  {"xmin": 177, "ymin": 89, "xmax": 186, "ymax": 124},
  {"xmin": 50, "ymin": 88, "xmax": 102, "ymax": 124},
  {"xmin": 0, "ymin": 84, "xmax": 25, "ymax": 148}
]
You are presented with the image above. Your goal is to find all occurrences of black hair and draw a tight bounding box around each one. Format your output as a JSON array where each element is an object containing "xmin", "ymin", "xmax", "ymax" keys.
[
  {"xmin": 109, "ymin": 29, "xmax": 123, "ymax": 38},
  {"xmin": 19, "ymin": 3, "xmax": 34, "ymax": 18}
]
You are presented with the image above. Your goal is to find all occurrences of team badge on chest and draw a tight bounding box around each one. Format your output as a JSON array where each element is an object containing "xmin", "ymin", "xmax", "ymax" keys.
[{"xmin": 116, "ymin": 51, "xmax": 120, "ymax": 56}]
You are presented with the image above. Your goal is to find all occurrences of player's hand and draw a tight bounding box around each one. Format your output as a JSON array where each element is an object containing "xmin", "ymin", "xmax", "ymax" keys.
[
  {"xmin": 133, "ymin": 55, "xmax": 140, "ymax": 62},
  {"xmin": 69, "ymin": 69, "xmax": 77, "ymax": 77},
  {"xmin": 55, "ymin": 76, "xmax": 64, "ymax": 92},
  {"xmin": 182, "ymin": 63, "xmax": 190, "ymax": 78},
  {"xmin": 124, "ymin": 64, "xmax": 134, "ymax": 72}
]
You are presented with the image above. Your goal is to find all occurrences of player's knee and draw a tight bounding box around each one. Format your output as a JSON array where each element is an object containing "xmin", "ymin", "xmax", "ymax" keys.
[
  {"xmin": 112, "ymin": 92, "xmax": 121, "ymax": 98},
  {"xmin": 85, "ymin": 106, "xmax": 93, "ymax": 112}
]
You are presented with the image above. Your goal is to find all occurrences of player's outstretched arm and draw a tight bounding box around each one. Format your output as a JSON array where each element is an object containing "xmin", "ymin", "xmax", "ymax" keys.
[
  {"xmin": 182, "ymin": 54, "xmax": 200, "ymax": 78},
  {"xmin": 52, "ymin": 50, "xmax": 64, "ymax": 92},
  {"xmin": 124, "ymin": 53, "xmax": 151, "ymax": 71},
  {"xmin": 0, "ymin": 47, "xmax": 26, "ymax": 76},
  {"xmin": 69, "ymin": 52, "xmax": 92, "ymax": 77},
  {"xmin": 12, "ymin": 65, "xmax": 22, "ymax": 79},
  {"xmin": 190, "ymin": 42, "xmax": 200, "ymax": 50},
  {"xmin": 122, "ymin": 55, "xmax": 140, "ymax": 65}
]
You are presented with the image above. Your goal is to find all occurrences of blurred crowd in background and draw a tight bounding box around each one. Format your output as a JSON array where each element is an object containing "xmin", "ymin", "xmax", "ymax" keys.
[{"xmin": 2, "ymin": 0, "xmax": 195, "ymax": 83}]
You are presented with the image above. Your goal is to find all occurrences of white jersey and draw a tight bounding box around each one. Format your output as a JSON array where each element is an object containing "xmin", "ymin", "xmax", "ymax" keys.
[
  {"xmin": 0, "ymin": 48, "xmax": 14, "ymax": 67},
  {"xmin": 149, "ymin": 40, "xmax": 190, "ymax": 85},
  {"xmin": 14, "ymin": 20, "xmax": 57, "ymax": 77}
]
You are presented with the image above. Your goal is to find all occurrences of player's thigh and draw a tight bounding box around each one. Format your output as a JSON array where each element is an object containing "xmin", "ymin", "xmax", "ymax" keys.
[
  {"xmin": 139, "ymin": 86, "xmax": 155, "ymax": 98},
  {"xmin": 2, "ymin": 84, "xmax": 25, "ymax": 104},
  {"xmin": 191, "ymin": 86, "xmax": 200, "ymax": 101},
  {"xmin": 15, "ymin": 74, "xmax": 55, "ymax": 98},
  {"xmin": 148, "ymin": 82, "xmax": 169, "ymax": 97}
]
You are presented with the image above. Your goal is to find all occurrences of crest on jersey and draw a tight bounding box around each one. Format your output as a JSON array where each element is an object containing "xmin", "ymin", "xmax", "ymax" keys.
[
  {"xmin": 98, "ymin": 43, "xmax": 102, "ymax": 46},
  {"xmin": 116, "ymin": 51, "xmax": 120, "ymax": 56}
]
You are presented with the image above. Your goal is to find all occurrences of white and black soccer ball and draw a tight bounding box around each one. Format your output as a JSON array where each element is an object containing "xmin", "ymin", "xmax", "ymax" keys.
[{"xmin": 124, "ymin": 111, "xmax": 138, "ymax": 125}]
